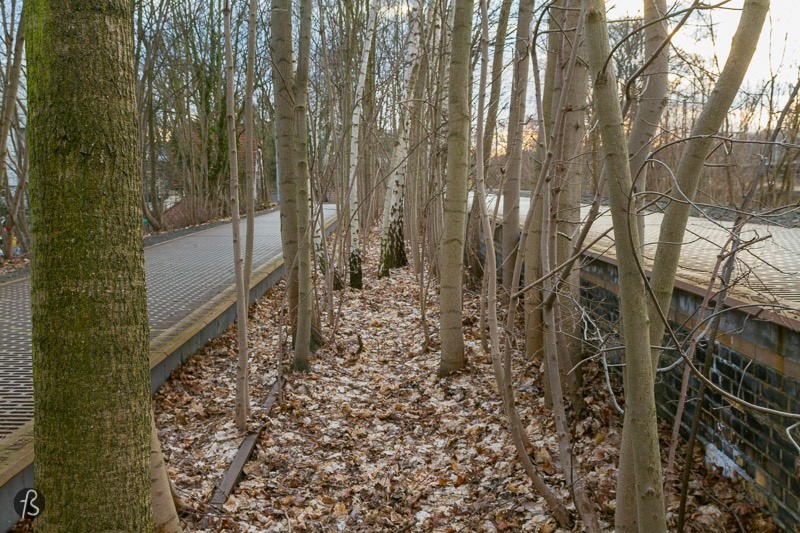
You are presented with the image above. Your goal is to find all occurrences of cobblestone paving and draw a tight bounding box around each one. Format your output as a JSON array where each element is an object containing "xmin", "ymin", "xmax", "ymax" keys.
[{"xmin": 0, "ymin": 207, "xmax": 336, "ymax": 439}]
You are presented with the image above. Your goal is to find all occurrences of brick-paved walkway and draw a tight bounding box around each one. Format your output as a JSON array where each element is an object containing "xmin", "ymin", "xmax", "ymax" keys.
[{"xmin": 0, "ymin": 207, "xmax": 336, "ymax": 439}]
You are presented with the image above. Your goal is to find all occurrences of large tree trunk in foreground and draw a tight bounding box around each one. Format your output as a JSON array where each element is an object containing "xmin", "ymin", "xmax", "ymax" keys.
[
  {"xmin": 584, "ymin": 1, "xmax": 667, "ymax": 530},
  {"xmin": 27, "ymin": 0, "xmax": 153, "ymax": 527},
  {"xmin": 438, "ymin": 0, "xmax": 472, "ymax": 376}
]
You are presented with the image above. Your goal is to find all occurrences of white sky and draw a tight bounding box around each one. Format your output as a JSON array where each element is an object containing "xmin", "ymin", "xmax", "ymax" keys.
[{"xmin": 606, "ymin": 0, "xmax": 800, "ymax": 86}]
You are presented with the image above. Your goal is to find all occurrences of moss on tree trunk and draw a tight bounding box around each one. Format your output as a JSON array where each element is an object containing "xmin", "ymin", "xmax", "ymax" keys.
[{"xmin": 26, "ymin": 0, "xmax": 153, "ymax": 528}]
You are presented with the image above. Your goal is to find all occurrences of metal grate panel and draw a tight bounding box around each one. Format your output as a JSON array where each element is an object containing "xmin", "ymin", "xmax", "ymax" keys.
[{"xmin": 0, "ymin": 207, "xmax": 336, "ymax": 439}]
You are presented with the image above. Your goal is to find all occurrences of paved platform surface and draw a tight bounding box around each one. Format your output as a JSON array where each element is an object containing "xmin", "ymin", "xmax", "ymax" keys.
[
  {"xmin": 0, "ymin": 206, "xmax": 336, "ymax": 439},
  {"xmin": 584, "ymin": 206, "xmax": 800, "ymax": 308},
  {"xmin": 490, "ymin": 195, "xmax": 800, "ymax": 316}
]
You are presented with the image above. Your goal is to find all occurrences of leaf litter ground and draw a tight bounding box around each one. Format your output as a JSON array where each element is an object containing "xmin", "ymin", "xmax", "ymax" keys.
[{"xmin": 153, "ymin": 236, "xmax": 779, "ymax": 532}]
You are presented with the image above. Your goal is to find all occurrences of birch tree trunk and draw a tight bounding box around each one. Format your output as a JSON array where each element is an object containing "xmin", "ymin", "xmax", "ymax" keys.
[
  {"xmin": 438, "ymin": 0, "xmax": 472, "ymax": 376},
  {"xmin": 378, "ymin": 0, "xmax": 422, "ymax": 277},
  {"xmin": 348, "ymin": 0, "xmax": 380, "ymax": 288},
  {"xmin": 224, "ymin": 0, "xmax": 250, "ymax": 429},
  {"xmin": 584, "ymin": 1, "xmax": 667, "ymax": 529},
  {"xmin": 27, "ymin": 0, "xmax": 152, "ymax": 527}
]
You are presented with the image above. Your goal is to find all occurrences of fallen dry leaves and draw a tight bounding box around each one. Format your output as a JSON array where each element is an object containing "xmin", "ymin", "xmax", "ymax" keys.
[
  {"xmin": 153, "ymin": 233, "xmax": 779, "ymax": 532},
  {"xmin": 0, "ymin": 256, "xmax": 28, "ymax": 278}
]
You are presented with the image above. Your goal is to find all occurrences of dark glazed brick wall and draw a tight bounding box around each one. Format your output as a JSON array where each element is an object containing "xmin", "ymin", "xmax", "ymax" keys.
[{"xmin": 581, "ymin": 258, "xmax": 800, "ymax": 530}]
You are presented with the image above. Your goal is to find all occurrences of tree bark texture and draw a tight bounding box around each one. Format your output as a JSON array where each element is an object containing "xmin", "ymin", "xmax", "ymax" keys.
[
  {"xmin": 438, "ymin": 0, "xmax": 472, "ymax": 376},
  {"xmin": 378, "ymin": 0, "xmax": 422, "ymax": 277},
  {"xmin": 293, "ymin": 0, "xmax": 314, "ymax": 369},
  {"xmin": 348, "ymin": 0, "xmax": 380, "ymax": 287},
  {"xmin": 224, "ymin": 0, "xmax": 250, "ymax": 428},
  {"xmin": 271, "ymin": 0, "xmax": 299, "ymax": 330},
  {"xmin": 584, "ymin": 1, "xmax": 667, "ymax": 530},
  {"xmin": 501, "ymin": 0, "xmax": 534, "ymax": 291},
  {"xmin": 27, "ymin": 0, "xmax": 153, "ymax": 528}
]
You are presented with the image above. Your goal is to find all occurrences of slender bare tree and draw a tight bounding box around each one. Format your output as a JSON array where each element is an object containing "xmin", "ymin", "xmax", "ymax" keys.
[
  {"xmin": 223, "ymin": 0, "xmax": 250, "ymax": 429},
  {"xmin": 271, "ymin": 0, "xmax": 298, "ymax": 321},
  {"xmin": 378, "ymin": 0, "xmax": 423, "ymax": 277},
  {"xmin": 348, "ymin": 0, "xmax": 380, "ymax": 288},
  {"xmin": 438, "ymin": 0, "xmax": 472, "ymax": 376},
  {"xmin": 0, "ymin": 12, "xmax": 24, "ymax": 261},
  {"xmin": 501, "ymin": 0, "xmax": 534, "ymax": 291},
  {"xmin": 243, "ymin": 0, "xmax": 258, "ymax": 290},
  {"xmin": 584, "ymin": 1, "xmax": 667, "ymax": 529}
]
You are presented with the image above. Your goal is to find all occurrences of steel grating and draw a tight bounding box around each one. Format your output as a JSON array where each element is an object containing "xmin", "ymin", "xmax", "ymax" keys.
[{"xmin": 0, "ymin": 207, "xmax": 336, "ymax": 439}]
